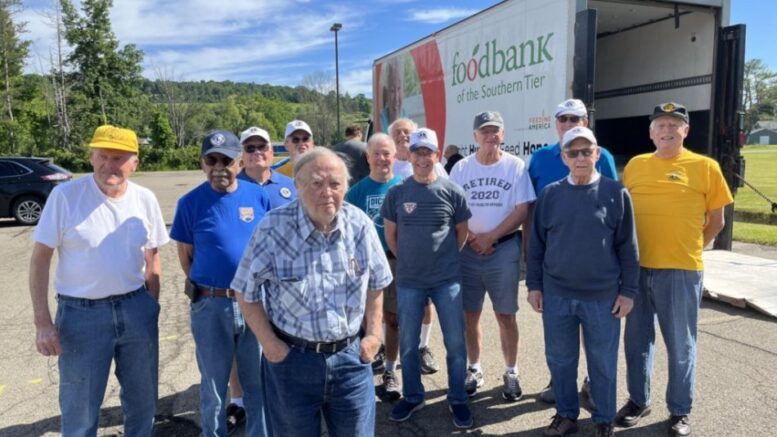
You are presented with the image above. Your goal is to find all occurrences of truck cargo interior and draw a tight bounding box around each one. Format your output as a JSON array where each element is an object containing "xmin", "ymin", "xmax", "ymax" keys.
[{"xmin": 585, "ymin": 0, "xmax": 727, "ymax": 164}]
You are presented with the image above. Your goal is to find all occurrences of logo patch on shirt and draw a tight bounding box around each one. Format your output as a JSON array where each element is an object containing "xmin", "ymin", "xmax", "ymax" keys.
[
  {"xmin": 280, "ymin": 187, "xmax": 292, "ymax": 199},
  {"xmin": 667, "ymin": 171, "xmax": 684, "ymax": 182},
  {"xmin": 403, "ymin": 202, "xmax": 417, "ymax": 214},
  {"xmin": 239, "ymin": 207, "xmax": 255, "ymax": 223}
]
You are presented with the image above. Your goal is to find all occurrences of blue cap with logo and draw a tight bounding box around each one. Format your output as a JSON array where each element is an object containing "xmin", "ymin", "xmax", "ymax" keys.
[{"xmin": 201, "ymin": 130, "xmax": 241, "ymax": 159}]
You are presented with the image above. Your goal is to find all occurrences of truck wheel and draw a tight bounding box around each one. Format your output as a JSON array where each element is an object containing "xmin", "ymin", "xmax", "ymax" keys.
[{"xmin": 13, "ymin": 196, "xmax": 44, "ymax": 225}]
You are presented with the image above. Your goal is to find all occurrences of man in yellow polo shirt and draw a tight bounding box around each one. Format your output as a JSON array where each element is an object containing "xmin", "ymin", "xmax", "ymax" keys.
[
  {"xmin": 275, "ymin": 120, "xmax": 316, "ymax": 177},
  {"xmin": 616, "ymin": 102, "xmax": 733, "ymax": 437}
]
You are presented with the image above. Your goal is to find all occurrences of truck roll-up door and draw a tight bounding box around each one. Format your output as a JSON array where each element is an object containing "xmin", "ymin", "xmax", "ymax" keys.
[
  {"xmin": 712, "ymin": 24, "xmax": 746, "ymax": 251},
  {"xmin": 573, "ymin": 8, "xmax": 598, "ymax": 126}
]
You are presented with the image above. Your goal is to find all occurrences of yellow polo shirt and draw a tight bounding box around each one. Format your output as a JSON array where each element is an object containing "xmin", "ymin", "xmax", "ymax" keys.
[
  {"xmin": 275, "ymin": 160, "xmax": 293, "ymax": 177},
  {"xmin": 624, "ymin": 149, "xmax": 733, "ymax": 271}
]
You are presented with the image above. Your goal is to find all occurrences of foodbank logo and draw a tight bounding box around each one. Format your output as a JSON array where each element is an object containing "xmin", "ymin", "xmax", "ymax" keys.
[{"xmin": 451, "ymin": 33, "xmax": 554, "ymax": 86}]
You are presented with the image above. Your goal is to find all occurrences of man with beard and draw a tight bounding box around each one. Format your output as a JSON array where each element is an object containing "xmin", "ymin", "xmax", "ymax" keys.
[{"xmin": 171, "ymin": 130, "xmax": 271, "ymax": 436}]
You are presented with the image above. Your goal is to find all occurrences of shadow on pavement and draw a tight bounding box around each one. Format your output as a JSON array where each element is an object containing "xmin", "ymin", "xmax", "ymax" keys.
[{"xmin": 0, "ymin": 384, "xmax": 202, "ymax": 437}]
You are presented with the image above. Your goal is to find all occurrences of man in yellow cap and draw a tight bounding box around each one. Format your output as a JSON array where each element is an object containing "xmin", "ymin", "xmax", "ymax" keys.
[{"xmin": 29, "ymin": 125, "xmax": 170, "ymax": 436}]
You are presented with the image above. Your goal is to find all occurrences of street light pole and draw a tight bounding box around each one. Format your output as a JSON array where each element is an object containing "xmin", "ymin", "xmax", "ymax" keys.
[{"xmin": 330, "ymin": 23, "xmax": 342, "ymax": 139}]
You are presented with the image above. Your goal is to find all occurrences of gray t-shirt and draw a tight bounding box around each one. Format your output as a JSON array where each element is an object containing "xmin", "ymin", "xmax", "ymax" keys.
[
  {"xmin": 332, "ymin": 139, "xmax": 369, "ymax": 185},
  {"xmin": 381, "ymin": 177, "xmax": 471, "ymax": 289}
]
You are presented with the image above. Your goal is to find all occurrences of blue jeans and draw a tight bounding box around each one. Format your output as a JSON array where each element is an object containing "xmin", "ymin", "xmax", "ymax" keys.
[
  {"xmin": 542, "ymin": 294, "xmax": 620, "ymax": 424},
  {"xmin": 262, "ymin": 339, "xmax": 374, "ymax": 437},
  {"xmin": 191, "ymin": 298, "xmax": 266, "ymax": 437},
  {"xmin": 396, "ymin": 281, "xmax": 468, "ymax": 405},
  {"xmin": 624, "ymin": 268, "xmax": 703, "ymax": 416},
  {"xmin": 56, "ymin": 287, "xmax": 159, "ymax": 437}
]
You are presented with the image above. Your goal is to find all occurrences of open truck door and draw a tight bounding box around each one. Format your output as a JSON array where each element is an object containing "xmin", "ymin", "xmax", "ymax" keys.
[{"xmin": 712, "ymin": 24, "xmax": 746, "ymax": 250}]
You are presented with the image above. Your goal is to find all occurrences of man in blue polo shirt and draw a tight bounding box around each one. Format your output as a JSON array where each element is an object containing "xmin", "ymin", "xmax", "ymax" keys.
[
  {"xmin": 170, "ymin": 130, "xmax": 271, "ymax": 437},
  {"xmin": 238, "ymin": 126, "xmax": 297, "ymax": 209},
  {"xmin": 527, "ymin": 98, "xmax": 619, "ymax": 406}
]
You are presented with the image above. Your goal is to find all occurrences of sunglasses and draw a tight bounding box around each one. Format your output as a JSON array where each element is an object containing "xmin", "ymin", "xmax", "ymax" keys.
[
  {"xmin": 557, "ymin": 115, "xmax": 582, "ymax": 123},
  {"xmin": 564, "ymin": 148, "xmax": 595, "ymax": 158},
  {"xmin": 289, "ymin": 136, "xmax": 311, "ymax": 144},
  {"xmin": 244, "ymin": 144, "xmax": 270, "ymax": 153},
  {"xmin": 203, "ymin": 155, "xmax": 235, "ymax": 167}
]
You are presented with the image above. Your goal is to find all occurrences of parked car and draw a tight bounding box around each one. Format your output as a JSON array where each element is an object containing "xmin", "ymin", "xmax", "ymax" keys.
[{"xmin": 0, "ymin": 157, "xmax": 72, "ymax": 225}]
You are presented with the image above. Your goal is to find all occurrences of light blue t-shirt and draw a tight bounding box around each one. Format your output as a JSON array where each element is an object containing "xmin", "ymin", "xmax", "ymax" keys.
[
  {"xmin": 346, "ymin": 175, "xmax": 403, "ymax": 252},
  {"xmin": 237, "ymin": 168, "xmax": 297, "ymax": 209},
  {"xmin": 528, "ymin": 142, "xmax": 618, "ymax": 193},
  {"xmin": 170, "ymin": 181, "xmax": 270, "ymax": 289}
]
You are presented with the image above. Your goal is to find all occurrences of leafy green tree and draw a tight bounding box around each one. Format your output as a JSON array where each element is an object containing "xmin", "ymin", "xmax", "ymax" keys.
[
  {"xmin": 0, "ymin": 0, "xmax": 30, "ymax": 154},
  {"xmin": 60, "ymin": 0, "xmax": 144, "ymax": 146},
  {"xmin": 743, "ymin": 59, "xmax": 777, "ymax": 137},
  {"xmin": 149, "ymin": 109, "xmax": 176, "ymax": 149}
]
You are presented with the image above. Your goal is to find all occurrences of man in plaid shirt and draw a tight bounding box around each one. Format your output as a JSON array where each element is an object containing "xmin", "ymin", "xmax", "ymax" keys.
[{"xmin": 232, "ymin": 147, "xmax": 392, "ymax": 437}]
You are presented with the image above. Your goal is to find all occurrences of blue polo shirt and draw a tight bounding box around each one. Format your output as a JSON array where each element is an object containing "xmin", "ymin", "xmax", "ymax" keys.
[
  {"xmin": 170, "ymin": 181, "xmax": 271, "ymax": 289},
  {"xmin": 528, "ymin": 142, "xmax": 618, "ymax": 193},
  {"xmin": 237, "ymin": 168, "xmax": 297, "ymax": 209}
]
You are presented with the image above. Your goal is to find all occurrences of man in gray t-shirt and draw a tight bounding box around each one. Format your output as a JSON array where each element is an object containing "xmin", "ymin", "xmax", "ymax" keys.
[{"xmin": 382, "ymin": 127, "xmax": 473, "ymax": 429}]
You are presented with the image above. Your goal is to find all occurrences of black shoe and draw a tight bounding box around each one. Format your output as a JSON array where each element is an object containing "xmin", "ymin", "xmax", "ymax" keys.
[
  {"xmin": 592, "ymin": 423, "xmax": 614, "ymax": 437},
  {"xmin": 543, "ymin": 414, "xmax": 578, "ymax": 436},
  {"xmin": 372, "ymin": 345, "xmax": 385, "ymax": 372},
  {"xmin": 382, "ymin": 370, "xmax": 401, "ymax": 402},
  {"xmin": 580, "ymin": 377, "xmax": 597, "ymax": 412},
  {"xmin": 539, "ymin": 379, "xmax": 555, "ymax": 404},
  {"xmin": 615, "ymin": 400, "xmax": 651, "ymax": 428},
  {"xmin": 668, "ymin": 415, "xmax": 692, "ymax": 436},
  {"xmin": 225, "ymin": 403, "xmax": 246, "ymax": 436},
  {"xmin": 419, "ymin": 346, "xmax": 439, "ymax": 374}
]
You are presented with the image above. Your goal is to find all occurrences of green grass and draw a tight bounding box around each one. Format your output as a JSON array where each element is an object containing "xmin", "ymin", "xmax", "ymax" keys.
[
  {"xmin": 733, "ymin": 145, "xmax": 777, "ymax": 245},
  {"xmin": 735, "ymin": 145, "xmax": 777, "ymax": 214},
  {"xmin": 733, "ymin": 221, "xmax": 777, "ymax": 246}
]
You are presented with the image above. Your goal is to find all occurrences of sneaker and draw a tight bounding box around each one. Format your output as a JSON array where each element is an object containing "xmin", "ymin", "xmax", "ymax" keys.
[
  {"xmin": 382, "ymin": 370, "xmax": 401, "ymax": 402},
  {"xmin": 501, "ymin": 370, "xmax": 523, "ymax": 401},
  {"xmin": 449, "ymin": 403, "xmax": 474, "ymax": 429},
  {"xmin": 543, "ymin": 414, "xmax": 578, "ymax": 436},
  {"xmin": 225, "ymin": 403, "xmax": 246, "ymax": 436},
  {"xmin": 593, "ymin": 423, "xmax": 614, "ymax": 437},
  {"xmin": 389, "ymin": 399, "xmax": 425, "ymax": 422},
  {"xmin": 419, "ymin": 346, "xmax": 439, "ymax": 374},
  {"xmin": 580, "ymin": 377, "xmax": 596, "ymax": 412},
  {"xmin": 539, "ymin": 379, "xmax": 556, "ymax": 404},
  {"xmin": 372, "ymin": 344, "xmax": 385, "ymax": 372},
  {"xmin": 464, "ymin": 367, "xmax": 484, "ymax": 397},
  {"xmin": 615, "ymin": 400, "xmax": 651, "ymax": 428},
  {"xmin": 668, "ymin": 415, "xmax": 692, "ymax": 436}
]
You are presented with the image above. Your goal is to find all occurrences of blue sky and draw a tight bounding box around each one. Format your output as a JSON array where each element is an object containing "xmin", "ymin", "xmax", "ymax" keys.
[{"xmin": 21, "ymin": 0, "xmax": 775, "ymax": 97}]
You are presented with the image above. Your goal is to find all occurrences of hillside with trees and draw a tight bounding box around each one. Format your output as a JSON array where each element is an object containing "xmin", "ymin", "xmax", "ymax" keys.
[{"xmin": 0, "ymin": 0, "xmax": 372, "ymax": 171}]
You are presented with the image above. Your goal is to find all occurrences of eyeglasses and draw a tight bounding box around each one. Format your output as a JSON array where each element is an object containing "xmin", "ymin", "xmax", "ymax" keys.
[
  {"xmin": 203, "ymin": 155, "xmax": 235, "ymax": 167},
  {"xmin": 244, "ymin": 144, "xmax": 270, "ymax": 153},
  {"xmin": 289, "ymin": 136, "xmax": 311, "ymax": 144},
  {"xmin": 564, "ymin": 148, "xmax": 595, "ymax": 158},
  {"xmin": 557, "ymin": 115, "xmax": 582, "ymax": 123}
]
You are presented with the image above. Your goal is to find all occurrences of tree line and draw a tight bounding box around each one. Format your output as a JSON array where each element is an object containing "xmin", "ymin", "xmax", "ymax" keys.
[{"xmin": 0, "ymin": 0, "xmax": 372, "ymax": 172}]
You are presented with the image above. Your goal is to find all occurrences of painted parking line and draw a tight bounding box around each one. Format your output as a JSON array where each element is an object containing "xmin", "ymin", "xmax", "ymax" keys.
[
  {"xmin": 0, "ymin": 384, "xmax": 5, "ymax": 396},
  {"xmin": 28, "ymin": 378, "xmax": 43, "ymax": 384},
  {"xmin": 160, "ymin": 335, "xmax": 178, "ymax": 341}
]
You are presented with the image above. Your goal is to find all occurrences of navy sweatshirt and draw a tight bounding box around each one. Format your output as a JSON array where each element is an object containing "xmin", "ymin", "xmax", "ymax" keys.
[{"xmin": 526, "ymin": 177, "xmax": 639, "ymax": 301}]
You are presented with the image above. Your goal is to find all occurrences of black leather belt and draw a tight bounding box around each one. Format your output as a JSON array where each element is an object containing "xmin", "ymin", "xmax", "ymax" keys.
[
  {"xmin": 495, "ymin": 231, "xmax": 519, "ymax": 246},
  {"xmin": 196, "ymin": 286, "xmax": 236, "ymax": 299},
  {"xmin": 272, "ymin": 324, "xmax": 358, "ymax": 354}
]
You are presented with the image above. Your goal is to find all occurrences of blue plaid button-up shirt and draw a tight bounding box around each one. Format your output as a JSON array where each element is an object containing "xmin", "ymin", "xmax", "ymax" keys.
[{"xmin": 231, "ymin": 200, "xmax": 393, "ymax": 342}]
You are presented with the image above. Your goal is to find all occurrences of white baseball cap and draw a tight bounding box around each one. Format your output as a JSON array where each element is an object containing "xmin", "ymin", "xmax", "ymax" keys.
[
  {"xmin": 409, "ymin": 128, "xmax": 439, "ymax": 153},
  {"xmin": 239, "ymin": 126, "xmax": 271, "ymax": 145},
  {"xmin": 561, "ymin": 126, "xmax": 597, "ymax": 149},
  {"xmin": 554, "ymin": 99, "xmax": 588, "ymax": 118},
  {"xmin": 284, "ymin": 120, "xmax": 313, "ymax": 138}
]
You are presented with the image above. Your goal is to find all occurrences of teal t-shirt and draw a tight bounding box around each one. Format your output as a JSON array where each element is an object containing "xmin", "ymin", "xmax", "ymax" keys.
[{"xmin": 345, "ymin": 175, "xmax": 402, "ymax": 252}]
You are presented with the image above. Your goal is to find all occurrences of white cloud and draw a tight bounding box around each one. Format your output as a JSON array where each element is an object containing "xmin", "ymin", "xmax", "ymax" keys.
[
  {"xmin": 341, "ymin": 68, "xmax": 373, "ymax": 97},
  {"xmin": 408, "ymin": 7, "xmax": 477, "ymax": 24}
]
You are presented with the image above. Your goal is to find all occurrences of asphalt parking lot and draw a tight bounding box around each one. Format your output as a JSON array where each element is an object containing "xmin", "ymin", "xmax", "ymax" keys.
[{"xmin": 0, "ymin": 170, "xmax": 775, "ymax": 436}]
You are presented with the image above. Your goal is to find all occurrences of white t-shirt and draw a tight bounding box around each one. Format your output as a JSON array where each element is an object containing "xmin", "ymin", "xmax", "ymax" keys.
[
  {"xmin": 392, "ymin": 160, "xmax": 448, "ymax": 179},
  {"xmin": 33, "ymin": 176, "xmax": 170, "ymax": 299},
  {"xmin": 450, "ymin": 153, "xmax": 536, "ymax": 234}
]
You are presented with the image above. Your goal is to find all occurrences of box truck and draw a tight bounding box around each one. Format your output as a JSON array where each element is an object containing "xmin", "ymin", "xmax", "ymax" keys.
[{"xmin": 373, "ymin": 0, "xmax": 745, "ymax": 248}]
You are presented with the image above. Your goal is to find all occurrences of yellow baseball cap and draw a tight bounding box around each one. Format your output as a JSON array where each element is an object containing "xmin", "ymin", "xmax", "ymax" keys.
[{"xmin": 88, "ymin": 125, "xmax": 139, "ymax": 153}]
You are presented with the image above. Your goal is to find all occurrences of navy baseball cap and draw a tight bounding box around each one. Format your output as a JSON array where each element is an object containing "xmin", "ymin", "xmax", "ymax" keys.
[{"xmin": 201, "ymin": 130, "xmax": 241, "ymax": 158}]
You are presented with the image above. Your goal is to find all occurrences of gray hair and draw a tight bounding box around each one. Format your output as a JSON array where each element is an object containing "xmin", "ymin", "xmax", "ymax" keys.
[
  {"xmin": 367, "ymin": 133, "xmax": 396, "ymax": 152},
  {"xmin": 649, "ymin": 119, "xmax": 689, "ymax": 130},
  {"xmin": 388, "ymin": 118, "xmax": 418, "ymax": 135},
  {"xmin": 293, "ymin": 147, "xmax": 351, "ymax": 188}
]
